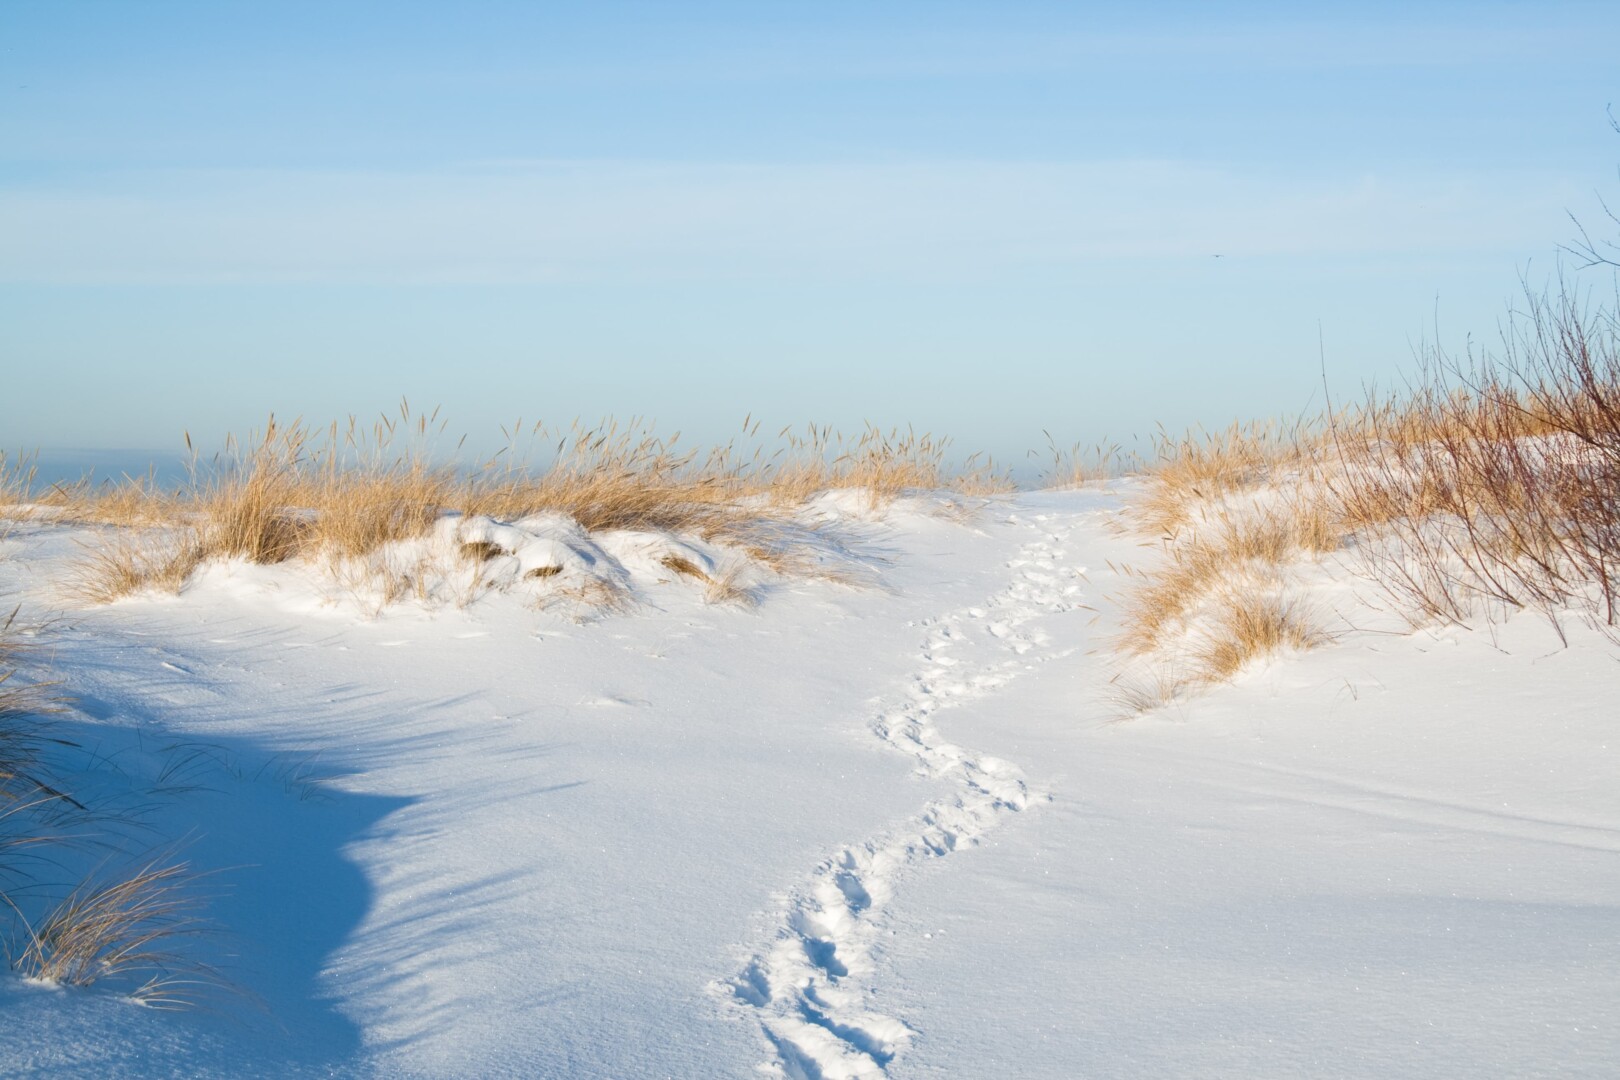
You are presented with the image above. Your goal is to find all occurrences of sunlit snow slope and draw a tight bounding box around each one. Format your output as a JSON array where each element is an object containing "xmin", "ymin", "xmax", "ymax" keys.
[{"xmin": 1, "ymin": 488, "xmax": 1615, "ymax": 1079}]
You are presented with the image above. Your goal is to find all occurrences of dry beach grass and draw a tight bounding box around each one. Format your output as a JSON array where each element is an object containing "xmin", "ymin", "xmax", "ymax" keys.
[
  {"xmin": 1108, "ymin": 279, "xmax": 1620, "ymax": 712},
  {"xmin": 1329, "ymin": 285, "xmax": 1620, "ymax": 636},
  {"xmin": 5, "ymin": 413, "xmax": 1012, "ymax": 609}
]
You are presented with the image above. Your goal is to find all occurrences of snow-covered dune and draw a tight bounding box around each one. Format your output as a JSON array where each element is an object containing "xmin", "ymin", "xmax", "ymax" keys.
[{"xmin": 1, "ymin": 489, "xmax": 1615, "ymax": 1078}]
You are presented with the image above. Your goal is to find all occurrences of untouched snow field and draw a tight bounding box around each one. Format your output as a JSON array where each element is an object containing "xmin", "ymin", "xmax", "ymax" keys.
[{"xmin": 1, "ymin": 486, "xmax": 1616, "ymax": 1078}]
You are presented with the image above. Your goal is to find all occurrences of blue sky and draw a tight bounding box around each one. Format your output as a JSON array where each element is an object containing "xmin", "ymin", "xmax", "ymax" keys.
[{"xmin": 3, "ymin": 1, "xmax": 1618, "ymax": 471}]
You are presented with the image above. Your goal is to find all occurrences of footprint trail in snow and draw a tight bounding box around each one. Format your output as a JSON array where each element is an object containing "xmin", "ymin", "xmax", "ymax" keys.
[{"xmin": 722, "ymin": 512, "xmax": 1087, "ymax": 1080}]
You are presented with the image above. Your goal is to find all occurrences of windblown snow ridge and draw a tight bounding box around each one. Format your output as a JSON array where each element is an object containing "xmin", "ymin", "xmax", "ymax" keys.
[{"xmin": 722, "ymin": 511, "xmax": 1087, "ymax": 1080}]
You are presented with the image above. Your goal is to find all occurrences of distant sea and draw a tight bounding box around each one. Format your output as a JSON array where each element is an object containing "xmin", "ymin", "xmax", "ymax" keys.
[
  {"xmin": 9, "ymin": 448, "xmax": 1082, "ymax": 494},
  {"xmin": 8, "ymin": 449, "xmax": 195, "ymax": 493}
]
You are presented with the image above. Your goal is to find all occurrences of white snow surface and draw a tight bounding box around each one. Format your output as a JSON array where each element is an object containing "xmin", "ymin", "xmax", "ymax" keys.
[{"xmin": 0, "ymin": 487, "xmax": 1615, "ymax": 1078}]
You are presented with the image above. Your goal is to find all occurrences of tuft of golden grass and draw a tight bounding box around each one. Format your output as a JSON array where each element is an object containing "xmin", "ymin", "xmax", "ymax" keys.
[
  {"xmin": 460, "ymin": 540, "xmax": 507, "ymax": 563},
  {"xmin": 0, "ymin": 454, "xmax": 32, "ymax": 519},
  {"xmin": 1192, "ymin": 593, "xmax": 1323, "ymax": 681},
  {"xmin": 760, "ymin": 423, "xmax": 958, "ymax": 506},
  {"xmin": 655, "ymin": 550, "xmax": 766, "ymax": 606},
  {"xmin": 1113, "ymin": 556, "xmax": 1215, "ymax": 659},
  {"xmin": 1115, "ymin": 493, "xmax": 1348, "ymax": 659},
  {"xmin": 9, "ymin": 853, "xmax": 225, "ymax": 1008},
  {"xmin": 702, "ymin": 563, "xmax": 760, "ymax": 608},
  {"xmin": 69, "ymin": 531, "xmax": 204, "ymax": 604}
]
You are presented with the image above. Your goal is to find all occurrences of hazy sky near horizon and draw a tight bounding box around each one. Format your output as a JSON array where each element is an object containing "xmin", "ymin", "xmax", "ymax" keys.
[{"xmin": 3, "ymin": 1, "xmax": 1619, "ymax": 468}]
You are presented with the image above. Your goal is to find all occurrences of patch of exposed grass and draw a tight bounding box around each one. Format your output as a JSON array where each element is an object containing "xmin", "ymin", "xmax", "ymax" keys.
[
  {"xmin": 460, "ymin": 540, "xmax": 507, "ymax": 563},
  {"xmin": 658, "ymin": 553, "xmax": 710, "ymax": 581}
]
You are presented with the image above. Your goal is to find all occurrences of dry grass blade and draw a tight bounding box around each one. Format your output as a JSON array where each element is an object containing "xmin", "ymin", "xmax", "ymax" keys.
[{"xmin": 0, "ymin": 451, "xmax": 182, "ymax": 528}]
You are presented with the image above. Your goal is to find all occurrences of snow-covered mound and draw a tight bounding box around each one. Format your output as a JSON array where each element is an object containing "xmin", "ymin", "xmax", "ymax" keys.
[{"xmin": 92, "ymin": 502, "xmax": 883, "ymax": 622}]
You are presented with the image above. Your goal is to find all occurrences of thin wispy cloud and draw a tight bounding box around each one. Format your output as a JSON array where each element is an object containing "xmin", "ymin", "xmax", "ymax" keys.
[
  {"xmin": 0, "ymin": 160, "xmax": 1577, "ymax": 286},
  {"xmin": 400, "ymin": 15, "xmax": 1608, "ymax": 87}
]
